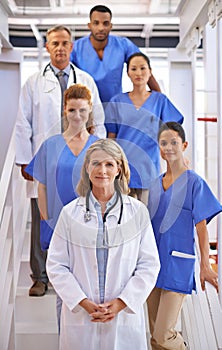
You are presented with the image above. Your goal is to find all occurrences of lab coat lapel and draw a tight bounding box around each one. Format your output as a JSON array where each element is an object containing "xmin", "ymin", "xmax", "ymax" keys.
[{"xmin": 41, "ymin": 65, "xmax": 58, "ymax": 93}]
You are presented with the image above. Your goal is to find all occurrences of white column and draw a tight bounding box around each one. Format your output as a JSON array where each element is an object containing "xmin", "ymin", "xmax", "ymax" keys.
[
  {"xmin": 168, "ymin": 48, "xmax": 194, "ymax": 168},
  {"xmin": 217, "ymin": 16, "xmax": 222, "ymax": 305},
  {"xmin": 0, "ymin": 5, "xmax": 9, "ymax": 39},
  {"xmin": 203, "ymin": 24, "xmax": 217, "ymax": 192}
]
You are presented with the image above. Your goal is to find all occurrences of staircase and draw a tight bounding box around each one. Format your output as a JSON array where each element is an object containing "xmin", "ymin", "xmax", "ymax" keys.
[{"xmin": 15, "ymin": 222, "xmax": 59, "ymax": 350}]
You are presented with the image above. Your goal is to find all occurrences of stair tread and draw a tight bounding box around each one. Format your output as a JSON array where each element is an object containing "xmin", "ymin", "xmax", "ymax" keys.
[
  {"xmin": 16, "ymin": 321, "xmax": 58, "ymax": 334},
  {"xmin": 16, "ymin": 285, "xmax": 56, "ymax": 296}
]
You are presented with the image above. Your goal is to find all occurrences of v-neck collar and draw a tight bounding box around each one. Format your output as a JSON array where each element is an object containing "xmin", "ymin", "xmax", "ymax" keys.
[
  {"xmin": 62, "ymin": 134, "xmax": 90, "ymax": 158},
  {"xmin": 88, "ymin": 35, "xmax": 110, "ymax": 61},
  {"xmin": 161, "ymin": 170, "xmax": 189, "ymax": 193},
  {"xmin": 126, "ymin": 92, "xmax": 152, "ymax": 111}
]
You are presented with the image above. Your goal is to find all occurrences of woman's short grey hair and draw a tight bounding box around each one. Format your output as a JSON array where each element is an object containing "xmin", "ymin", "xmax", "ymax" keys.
[{"xmin": 77, "ymin": 139, "xmax": 130, "ymax": 196}]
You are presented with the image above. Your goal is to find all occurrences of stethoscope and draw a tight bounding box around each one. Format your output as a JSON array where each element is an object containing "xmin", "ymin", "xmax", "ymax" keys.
[
  {"xmin": 43, "ymin": 63, "xmax": 77, "ymax": 84},
  {"xmin": 84, "ymin": 189, "xmax": 123, "ymax": 226}
]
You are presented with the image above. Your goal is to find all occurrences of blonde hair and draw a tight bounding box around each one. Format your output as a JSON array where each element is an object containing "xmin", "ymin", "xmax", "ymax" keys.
[
  {"xmin": 63, "ymin": 84, "xmax": 94, "ymax": 134},
  {"xmin": 77, "ymin": 139, "xmax": 130, "ymax": 196}
]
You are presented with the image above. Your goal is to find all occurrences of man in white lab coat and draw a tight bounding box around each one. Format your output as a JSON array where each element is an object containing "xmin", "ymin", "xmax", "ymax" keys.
[{"xmin": 15, "ymin": 25, "xmax": 106, "ymax": 297}]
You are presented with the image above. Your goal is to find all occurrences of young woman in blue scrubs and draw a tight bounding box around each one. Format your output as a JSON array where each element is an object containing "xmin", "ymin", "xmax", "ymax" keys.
[
  {"xmin": 105, "ymin": 53, "xmax": 184, "ymax": 205},
  {"xmin": 26, "ymin": 84, "xmax": 98, "ymax": 328},
  {"xmin": 26, "ymin": 84, "xmax": 98, "ymax": 250},
  {"xmin": 147, "ymin": 122, "xmax": 221, "ymax": 350}
]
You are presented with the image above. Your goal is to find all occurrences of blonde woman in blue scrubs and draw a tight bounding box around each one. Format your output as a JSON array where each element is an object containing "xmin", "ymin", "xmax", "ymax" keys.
[{"xmin": 147, "ymin": 122, "xmax": 221, "ymax": 350}]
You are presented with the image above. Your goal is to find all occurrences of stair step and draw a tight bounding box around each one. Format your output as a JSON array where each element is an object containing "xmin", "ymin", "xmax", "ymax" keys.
[
  {"xmin": 16, "ymin": 321, "xmax": 57, "ymax": 334},
  {"xmin": 17, "ymin": 261, "xmax": 32, "ymax": 288},
  {"xmin": 15, "ymin": 217, "xmax": 59, "ymax": 350},
  {"xmin": 15, "ymin": 287, "xmax": 57, "ymax": 324},
  {"xmin": 15, "ymin": 285, "xmax": 59, "ymax": 350},
  {"xmin": 16, "ymin": 333, "xmax": 59, "ymax": 350}
]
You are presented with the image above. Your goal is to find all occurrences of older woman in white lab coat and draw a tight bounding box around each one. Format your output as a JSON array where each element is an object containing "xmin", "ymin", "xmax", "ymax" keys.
[{"xmin": 46, "ymin": 139, "xmax": 160, "ymax": 350}]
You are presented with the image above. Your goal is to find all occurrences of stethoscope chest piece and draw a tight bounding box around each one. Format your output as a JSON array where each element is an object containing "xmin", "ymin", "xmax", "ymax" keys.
[{"xmin": 84, "ymin": 210, "xmax": 91, "ymax": 222}]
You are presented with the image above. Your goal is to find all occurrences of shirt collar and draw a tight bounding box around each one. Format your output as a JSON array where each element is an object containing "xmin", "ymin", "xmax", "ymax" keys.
[
  {"xmin": 50, "ymin": 63, "xmax": 71, "ymax": 76},
  {"xmin": 90, "ymin": 191, "xmax": 117, "ymax": 211}
]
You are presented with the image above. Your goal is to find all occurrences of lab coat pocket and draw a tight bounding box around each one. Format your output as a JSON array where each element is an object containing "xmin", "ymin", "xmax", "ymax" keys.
[
  {"xmin": 165, "ymin": 252, "xmax": 195, "ymax": 293},
  {"xmin": 63, "ymin": 303, "xmax": 87, "ymax": 326},
  {"xmin": 118, "ymin": 308, "xmax": 140, "ymax": 327},
  {"xmin": 70, "ymin": 307, "xmax": 89, "ymax": 326},
  {"xmin": 40, "ymin": 219, "xmax": 54, "ymax": 250}
]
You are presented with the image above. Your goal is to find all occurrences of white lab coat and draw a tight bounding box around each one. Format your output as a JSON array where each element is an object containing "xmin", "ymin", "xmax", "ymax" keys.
[
  {"xmin": 47, "ymin": 195, "xmax": 160, "ymax": 350},
  {"xmin": 15, "ymin": 62, "xmax": 106, "ymax": 197}
]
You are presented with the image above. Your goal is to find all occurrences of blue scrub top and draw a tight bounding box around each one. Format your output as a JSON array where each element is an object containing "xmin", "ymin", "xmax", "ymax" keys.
[
  {"xmin": 70, "ymin": 35, "xmax": 140, "ymax": 102},
  {"xmin": 105, "ymin": 91, "xmax": 184, "ymax": 189},
  {"xmin": 26, "ymin": 134, "xmax": 98, "ymax": 247},
  {"xmin": 148, "ymin": 170, "xmax": 222, "ymax": 294}
]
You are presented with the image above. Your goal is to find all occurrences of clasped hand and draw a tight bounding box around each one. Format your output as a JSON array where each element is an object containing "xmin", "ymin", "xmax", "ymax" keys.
[{"xmin": 79, "ymin": 298, "xmax": 126, "ymax": 323}]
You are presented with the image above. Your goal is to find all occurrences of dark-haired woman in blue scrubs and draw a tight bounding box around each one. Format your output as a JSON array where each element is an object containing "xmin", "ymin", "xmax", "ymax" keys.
[{"xmin": 147, "ymin": 122, "xmax": 221, "ymax": 350}]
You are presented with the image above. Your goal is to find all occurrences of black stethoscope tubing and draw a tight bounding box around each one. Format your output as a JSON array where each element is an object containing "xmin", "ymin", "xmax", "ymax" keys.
[
  {"xmin": 43, "ymin": 62, "xmax": 77, "ymax": 84},
  {"xmin": 84, "ymin": 190, "xmax": 123, "ymax": 225}
]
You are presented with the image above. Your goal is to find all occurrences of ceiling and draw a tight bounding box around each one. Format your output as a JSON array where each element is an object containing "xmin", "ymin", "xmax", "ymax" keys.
[{"xmin": 4, "ymin": 0, "xmax": 181, "ymax": 48}]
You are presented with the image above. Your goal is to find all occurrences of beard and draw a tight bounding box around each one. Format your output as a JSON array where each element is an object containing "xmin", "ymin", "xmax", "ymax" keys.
[{"xmin": 91, "ymin": 31, "xmax": 108, "ymax": 42}]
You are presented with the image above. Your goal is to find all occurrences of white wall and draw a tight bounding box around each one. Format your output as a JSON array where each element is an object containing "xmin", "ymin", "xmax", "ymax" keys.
[
  {"xmin": 0, "ymin": 5, "xmax": 9, "ymax": 39},
  {"xmin": 0, "ymin": 49, "xmax": 22, "ymax": 175}
]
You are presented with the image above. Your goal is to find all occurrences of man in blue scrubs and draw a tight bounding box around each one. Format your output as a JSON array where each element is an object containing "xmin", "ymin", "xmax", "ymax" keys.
[{"xmin": 70, "ymin": 5, "xmax": 161, "ymax": 102}]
